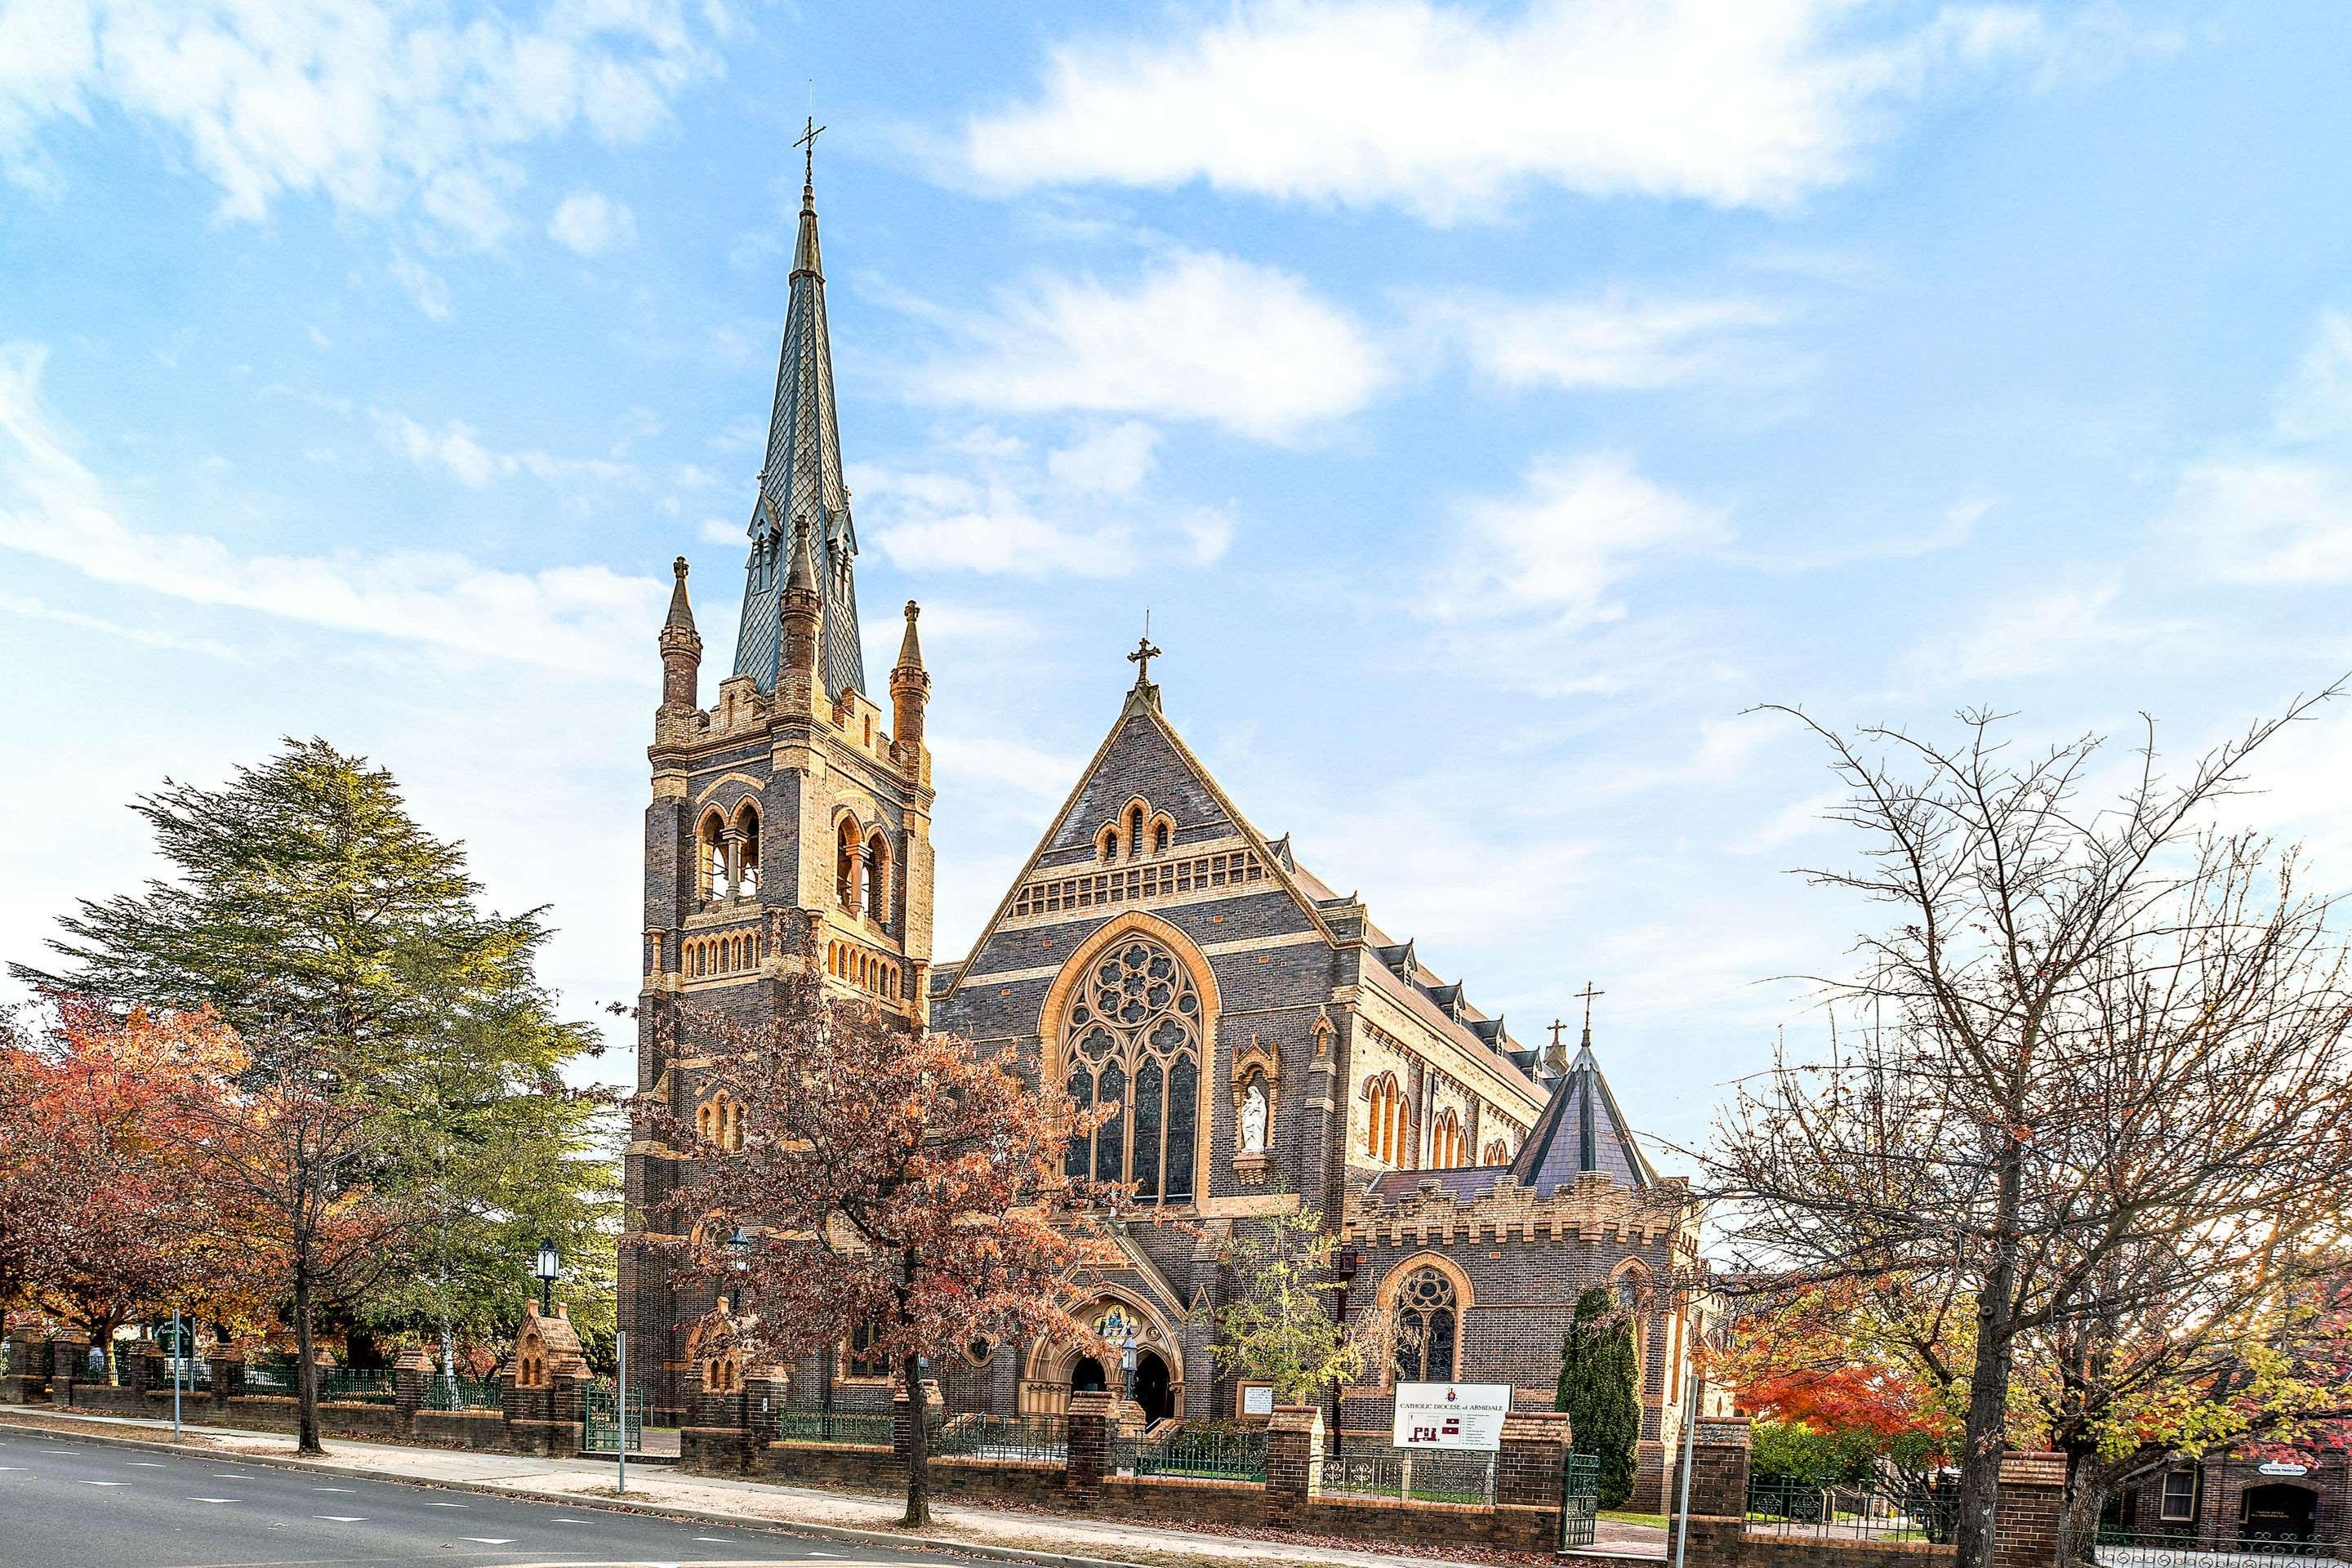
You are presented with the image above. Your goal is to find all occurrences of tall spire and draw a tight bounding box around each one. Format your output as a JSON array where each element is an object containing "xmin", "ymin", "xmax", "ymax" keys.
[
  {"xmin": 733, "ymin": 118, "xmax": 864, "ymax": 698},
  {"xmin": 658, "ymin": 555, "xmax": 702, "ymax": 712}
]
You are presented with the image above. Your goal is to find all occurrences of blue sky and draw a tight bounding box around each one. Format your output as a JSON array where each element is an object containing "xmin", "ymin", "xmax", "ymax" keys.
[{"xmin": 6, "ymin": 0, "xmax": 2352, "ymax": 1160}]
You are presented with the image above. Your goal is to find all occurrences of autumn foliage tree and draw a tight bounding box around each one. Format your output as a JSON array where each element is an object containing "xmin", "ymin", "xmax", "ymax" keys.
[
  {"xmin": 12, "ymin": 738, "xmax": 611, "ymax": 1454},
  {"xmin": 651, "ymin": 957, "xmax": 1113, "ymax": 1527},
  {"xmin": 1209, "ymin": 1208, "xmax": 1368, "ymax": 1403},
  {"xmin": 16, "ymin": 1001, "xmax": 278, "ymax": 1362},
  {"xmin": 1708, "ymin": 695, "xmax": 2352, "ymax": 1568}
]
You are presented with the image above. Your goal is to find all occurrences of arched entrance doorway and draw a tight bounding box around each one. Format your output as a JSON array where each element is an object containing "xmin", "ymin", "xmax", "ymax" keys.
[
  {"xmin": 1018, "ymin": 1294, "xmax": 1186, "ymax": 1416},
  {"xmin": 2243, "ymin": 1485, "xmax": 2317, "ymax": 1542},
  {"xmin": 1131, "ymin": 1350, "xmax": 1172, "ymax": 1423}
]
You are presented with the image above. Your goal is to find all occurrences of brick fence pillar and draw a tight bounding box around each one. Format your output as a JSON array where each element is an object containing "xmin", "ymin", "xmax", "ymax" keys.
[
  {"xmin": 393, "ymin": 1348, "xmax": 431, "ymax": 1439},
  {"xmin": 1263, "ymin": 1404, "xmax": 1326, "ymax": 1518},
  {"xmin": 1066, "ymin": 1389, "xmax": 1120, "ymax": 1499},
  {"xmin": 1993, "ymin": 1451, "xmax": 2067, "ymax": 1568},
  {"xmin": 47, "ymin": 1329, "xmax": 88, "ymax": 1407},
  {"xmin": 125, "ymin": 1340, "xmax": 163, "ymax": 1398},
  {"xmin": 207, "ymin": 1344, "xmax": 245, "ymax": 1407},
  {"xmin": 1499, "ymin": 1409, "xmax": 1573, "ymax": 1509},
  {"xmin": 2, "ymin": 1324, "xmax": 50, "ymax": 1402},
  {"xmin": 742, "ymin": 1370, "xmax": 786, "ymax": 1474},
  {"xmin": 684, "ymin": 1380, "xmax": 755, "ymax": 1474},
  {"xmin": 1668, "ymin": 1416, "xmax": 1754, "ymax": 1568},
  {"xmin": 892, "ymin": 1377, "xmax": 943, "ymax": 1459}
]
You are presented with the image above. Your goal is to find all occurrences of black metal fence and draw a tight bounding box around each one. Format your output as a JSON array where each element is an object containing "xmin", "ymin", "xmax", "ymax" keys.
[
  {"xmin": 318, "ymin": 1368, "xmax": 397, "ymax": 1405},
  {"xmin": 773, "ymin": 1407, "xmax": 893, "ymax": 1446},
  {"xmin": 932, "ymin": 1411, "xmax": 1068, "ymax": 1463},
  {"xmin": 1113, "ymin": 1424, "xmax": 1267, "ymax": 1482},
  {"xmin": 2095, "ymin": 1530, "xmax": 2352, "ymax": 1566},
  {"xmin": 1747, "ymin": 1477, "xmax": 1953, "ymax": 1544},
  {"xmin": 423, "ymin": 1375, "xmax": 501, "ymax": 1412},
  {"xmin": 1323, "ymin": 1443, "xmax": 1496, "ymax": 1505},
  {"xmin": 243, "ymin": 1358, "xmax": 295, "ymax": 1394}
]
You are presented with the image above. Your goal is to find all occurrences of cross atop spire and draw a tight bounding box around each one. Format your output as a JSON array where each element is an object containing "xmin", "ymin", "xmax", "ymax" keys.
[
  {"xmin": 1127, "ymin": 631, "xmax": 1162, "ymax": 688},
  {"xmin": 794, "ymin": 114, "xmax": 825, "ymax": 197},
  {"xmin": 1575, "ymin": 981, "xmax": 1605, "ymax": 1046},
  {"xmin": 1548, "ymin": 1019, "xmax": 1568, "ymax": 1050}
]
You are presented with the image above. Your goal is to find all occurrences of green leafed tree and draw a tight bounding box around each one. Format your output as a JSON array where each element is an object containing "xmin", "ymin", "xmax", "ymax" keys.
[
  {"xmin": 10, "ymin": 737, "xmax": 614, "ymax": 1450},
  {"xmin": 1559, "ymin": 1284, "xmax": 1641, "ymax": 1508},
  {"xmin": 1209, "ymin": 1209, "xmax": 1368, "ymax": 1404}
]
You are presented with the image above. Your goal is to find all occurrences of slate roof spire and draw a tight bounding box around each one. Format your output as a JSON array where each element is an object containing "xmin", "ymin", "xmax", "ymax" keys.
[
  {"xmin": 1509, "ymin": 991, "xmax": 1655, "ymax": 1196},
  {"xmin": 732, "ymin": 118, "xmax": 864, "ymax": 699}
]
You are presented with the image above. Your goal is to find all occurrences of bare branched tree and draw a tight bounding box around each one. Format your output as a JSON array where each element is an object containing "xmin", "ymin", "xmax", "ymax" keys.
[{"xmin": 1708, "ymin": 690, "xmax": 2352, "ymax": 1568}]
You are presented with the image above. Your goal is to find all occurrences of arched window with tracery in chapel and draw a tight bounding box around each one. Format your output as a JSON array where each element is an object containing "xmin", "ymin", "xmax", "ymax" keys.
[
  {"xmin": 1061, "ymin": 935, "xmax": 1200, "ymax": 1203},
  {"xmin": 1391, "ymin": 1267, "xmax": 1459, "ymax": 1383}
]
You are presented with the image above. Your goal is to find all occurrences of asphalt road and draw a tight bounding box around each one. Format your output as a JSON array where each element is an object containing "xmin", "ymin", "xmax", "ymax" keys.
[{"xmin": 0, "ymin": 1431, "xmax": 1033, "ymax": 1568}]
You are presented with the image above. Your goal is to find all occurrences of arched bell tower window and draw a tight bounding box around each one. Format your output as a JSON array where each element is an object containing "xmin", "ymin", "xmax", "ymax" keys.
[
  {"xmin": 866, "ymin": 831, "xmax": 891, "ymax": 924},
  {"xmin": 1061, "ymin": 934, "xmax": 1200, "ymax": 1204},
  {"xmin": 1391, "ymin": 1267, "xmax": 1459, "ymax": 1383},
  {"xmin": 732, "ymin": 801, "xmax": 760, "ymax": 893},
  {"xmin": 835, "ymin": 817, "xmax": 862, "ymax": 911},
  {"xmin": 697, "ymin": 811, "xmax": 728, "ymax": 902}
]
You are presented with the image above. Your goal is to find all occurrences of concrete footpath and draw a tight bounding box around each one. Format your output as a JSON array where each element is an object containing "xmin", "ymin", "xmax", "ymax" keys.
[{"xmin": 0, "ymin": 1405, "xmax": 1637, "ymax": 1568}]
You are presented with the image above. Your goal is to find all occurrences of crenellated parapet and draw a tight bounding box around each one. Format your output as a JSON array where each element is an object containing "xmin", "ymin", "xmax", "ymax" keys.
[{"xmin": 1342, "ymin": 1167, "xmax": 1698, "ymax": 1250}]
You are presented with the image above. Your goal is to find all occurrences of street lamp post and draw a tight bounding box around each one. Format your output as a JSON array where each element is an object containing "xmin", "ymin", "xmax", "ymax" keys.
[{"xmin": 536, "ymin": 1237, "xmax": 559, "ymax": 1315}]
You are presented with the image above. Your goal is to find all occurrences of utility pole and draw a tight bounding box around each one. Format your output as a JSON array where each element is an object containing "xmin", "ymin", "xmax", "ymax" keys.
[{"xmin": 616, "ymin": 1330, "xmax": 629, "ymax": 1497}]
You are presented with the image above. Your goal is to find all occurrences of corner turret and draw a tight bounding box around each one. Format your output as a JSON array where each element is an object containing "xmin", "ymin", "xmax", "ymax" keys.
[
  {"xmin": 658, "ymin": 555, "xmax": 702, "ymax": 712},
  {"xmin": 889, "ymin": 599, "xmax": 929, "ymax": 773}
]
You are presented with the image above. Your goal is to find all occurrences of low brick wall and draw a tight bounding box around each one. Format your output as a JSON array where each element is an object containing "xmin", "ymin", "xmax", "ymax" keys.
[
  {"xmin": 61, "ymin": 1384, "xmax": 152, "ymax": 1416},
  {"xmin": 750, "ymin": 1441, "xmax": 898, "ymax": 1489},
  {"xmin": 1740, "ymin": 1534, "xmax": 1958, "ymax": 1568},
  {"xmin": 413, "ymin": 1410, "xmax": 506, "ymax": 1449}
]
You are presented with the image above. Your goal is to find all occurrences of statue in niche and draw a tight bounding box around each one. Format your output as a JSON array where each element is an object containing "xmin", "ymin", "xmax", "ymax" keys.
[{"xmin": 1240, "ymin": 1079, "xmax": 1269, "ymax": 1154}]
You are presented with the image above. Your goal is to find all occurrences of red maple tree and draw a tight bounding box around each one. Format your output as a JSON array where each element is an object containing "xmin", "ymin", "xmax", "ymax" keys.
[{"xmin": 646, "ymin": 954, "xmax": 1116, "ymax": 1526}]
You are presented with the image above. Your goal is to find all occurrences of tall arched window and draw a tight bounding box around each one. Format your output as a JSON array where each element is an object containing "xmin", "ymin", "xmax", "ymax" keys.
[
  {"xmin": 1388, "ymin": 1083, "xmax": 1410, "ymax": 1165},
  {"xmin": 1062, "ymin": 935, "xmax": 1200, "ymax": 1203},
  {"xmin": 1482, "ymin": 1138, "xmax": 1508, "ymax": 1165},
  {"xmin": 866, "ymin": 831, "xmax": 891, "ymax": 924},
  {"xmin": 733, "ymin": 801, "xmax": 760, "ymax": 892},
  {"xmin": 697, "ymin": 812, "xmax": 728, "ymax": 901},
  {"xmin": 1391, "ymin": 1267, "xmax": 1459, "ymax": 1383},
  {"xmin": 1365, "ymin": 1074, "xmax": 1403, "ymax": 1162},
  {"xmin": 1432, "ymin": 1108, "xmax": 1461, "ymax": 1168},
  {"xmin": 835, "ymin": 817, "xmax": 862, "ymax": 910},
  {"xmin": 1126, "ymin": 804, "xmax": 1146, "ymax": 860}
]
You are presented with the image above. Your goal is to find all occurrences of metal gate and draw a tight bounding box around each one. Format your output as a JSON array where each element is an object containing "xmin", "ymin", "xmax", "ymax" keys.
[
  {"xmin": 582, "ymin": 1379, "xmax": 644, "ymax": 1454},
  {"xmin": 1561, "ymin": 1452, "xmax": 1601, "ymax": 1548}
]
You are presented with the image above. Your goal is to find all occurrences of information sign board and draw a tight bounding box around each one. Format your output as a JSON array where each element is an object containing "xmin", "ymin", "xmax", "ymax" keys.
[{"xmin": 1391, "ymin": 1382, "xmax": 1512, "ymax": 1451}]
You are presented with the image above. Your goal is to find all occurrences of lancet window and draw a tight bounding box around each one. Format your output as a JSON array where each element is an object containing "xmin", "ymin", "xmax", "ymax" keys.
[
  {"xmin": 1060, "ymin": 936, "xmax": 1200, "ymax": 1204},
  {"xmin": 1391, "ymin": 1267, "xmax": 1459, "ymax": 1383}
]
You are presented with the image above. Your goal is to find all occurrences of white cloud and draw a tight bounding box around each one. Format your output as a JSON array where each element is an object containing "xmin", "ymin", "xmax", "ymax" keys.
[
  {"xmin": 955, "ymin": 0, "xmax": 2138, "ymax": 222},
  {"xmin": 1912, "ymin": 581, "xmax": 2175, "ymax": 682},
  {"xmin": 0, "ymin": 0, "xmax": 719, "ymax": 248},
  {"xmin": 919, "ymin": 250, "xmax": 1386, "ymax": 441},
  {"xmin": 388, "ymin": 253, "xmax": 451, "ymax": 320},
  {"xmin": 0, "ymin": 589, "xmax": 245, "ymax": 662},
  {"xmin": 1047, "ymin": 421, "xmax": 1159, "ymax": 494},
  {"xmin": 2165, "ymin": 310, "xmax": 2352, "ymax": 584},
  {"xmin": 1432, "ymin": 293, "xmax": 1788, "ymax": 392},
  {"xmin": 1443, "ymin": 452, "xmax": 1729, "ymax": 623},
  {"xmin": 548, "ymin": 189, "xmax": 636, "ymax": 256},
  {"xmin": 0, "ymin": 344, "xmax": 662, "ymax": 677},
  {"xmin": 371, "ymin": 409, "xmax": 632, "ymax": 488},
  {"xmin": 854, "ymin": 422, "xmax": 1235, "ymax": 579}
]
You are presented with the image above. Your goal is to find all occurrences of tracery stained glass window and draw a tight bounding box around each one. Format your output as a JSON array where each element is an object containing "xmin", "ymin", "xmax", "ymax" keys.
[
  {"xmin": 1063, "ymin": 936, "xmax": 1202, "ymax": 1203},
  {"xmin": 1392, "ymin": 1267, "xmax": 1459, "ymax": 1383}
]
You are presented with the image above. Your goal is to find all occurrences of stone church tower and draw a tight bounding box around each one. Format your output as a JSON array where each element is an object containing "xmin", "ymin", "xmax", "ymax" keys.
[{"xmin": 621, "ymin": 140, "xmax": 935, "ymax": 1422}]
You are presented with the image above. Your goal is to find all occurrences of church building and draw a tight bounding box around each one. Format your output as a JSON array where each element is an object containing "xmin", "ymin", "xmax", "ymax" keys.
[{"xmin": 621, "ymin": 146, "xmax": 1713, "ymax": 1508}]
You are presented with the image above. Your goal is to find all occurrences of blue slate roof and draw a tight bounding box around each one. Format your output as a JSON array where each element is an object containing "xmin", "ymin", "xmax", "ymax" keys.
[
  {"xmin": 1508, "ymin": 1039, "xmax": 1655, "ymax": 1195},
  {"xmin": 731, "ymin": 150, "xmax": 866, "ymax": 698}
]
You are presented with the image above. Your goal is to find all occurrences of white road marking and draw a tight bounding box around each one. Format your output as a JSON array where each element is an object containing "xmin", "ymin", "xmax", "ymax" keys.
[
  {"xmin": 316, "ymin": 1515, "xmax": 368, "ymax": 1522},
  {"xmin": 189, "ymin": 1496, "xmax": 240, "ymax": 1503},
  {"xmin": 127, "ymin": 1462, "xmax": 166, "ymax": 1468},
  {"xmin": 0, "ymin": 1467, "xmax": 26, "ymax": 1472},
  {"xmin": 73, "ymin": 1480, "xmax": 126, "ymax": 1486},
  {"xmin": 458, "ymin": 1538, "xmax": 515, "ymax": 1545},
  {"xmin": 694, "ymin": 1537, "xmax": 733, "ymax": 1543},
  {"xmin": 427, "ymin": 1499, "xmax": 469, "ymax": 1507},
  {"xmin": 314, "ymin": 1486, "xmax": 357, "ymax": 1492}
]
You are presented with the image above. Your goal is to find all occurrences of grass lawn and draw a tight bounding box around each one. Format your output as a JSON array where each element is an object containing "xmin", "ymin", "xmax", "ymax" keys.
[{"xmin": 1599, "ymin": 1510, "xmax": 1670, "ymax": 1530}]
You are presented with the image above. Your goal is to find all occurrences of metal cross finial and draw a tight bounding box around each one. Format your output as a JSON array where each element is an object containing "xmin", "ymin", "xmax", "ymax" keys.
[
  {"xmin": 1127, "ymin": 630, "xmax": 1162, "ymax": 688},
  {"xmin": 795, "ymin": 114, "xmax": 826, "ymax": 188},
  {"xmin": 1548, "ymin": 1019, "xmax": 1568, "ymax": 1049},
  {"xmin": 1575, "ymin": 982, "xmax": 1606, "ymax": 1032}
]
